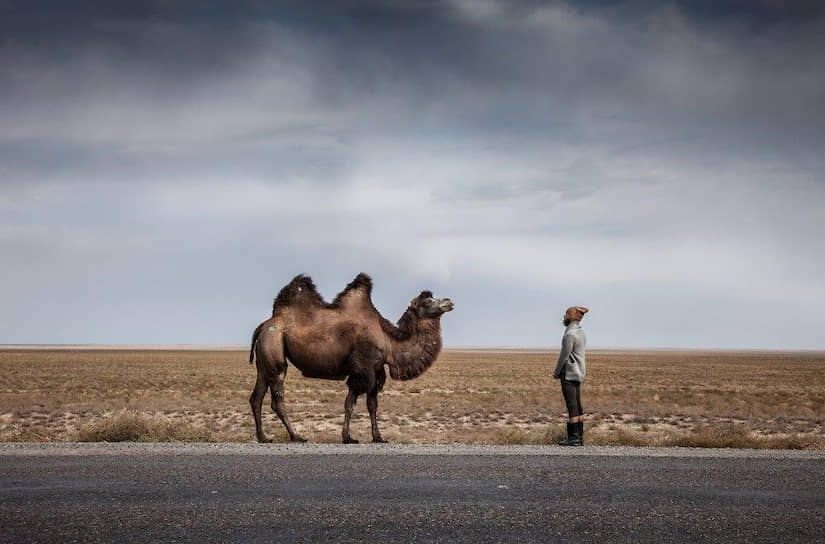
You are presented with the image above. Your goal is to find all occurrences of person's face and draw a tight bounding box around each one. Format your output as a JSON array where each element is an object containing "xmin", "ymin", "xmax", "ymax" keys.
[{"xmin": 563, "ymin": 315, "xmax": 571, "ymax": 326}]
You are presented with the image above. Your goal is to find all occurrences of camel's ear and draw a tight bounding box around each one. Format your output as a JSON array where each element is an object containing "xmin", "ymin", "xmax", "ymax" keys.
[{"xmin": 409, "ymin": 297, "xmax": 419, "ymax": 308}]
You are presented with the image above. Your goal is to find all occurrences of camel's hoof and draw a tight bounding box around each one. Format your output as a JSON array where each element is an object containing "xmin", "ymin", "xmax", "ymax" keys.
[
  {"xmin": 343, "ymin": 437, "xmax": 360, "ymax": 444},
  {"xmin": 257, "ymin": 437, "xmax": 273, "ymax": 444},
  {"xmin": 372, "ymin": 437, "xmax": 388, "ymax": 444},
  {"xmin": 290, "ymin": 435, "xmax": 307, "ymax": 443}
]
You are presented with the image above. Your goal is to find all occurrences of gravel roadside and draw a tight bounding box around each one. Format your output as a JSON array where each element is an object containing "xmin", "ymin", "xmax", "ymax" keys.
[{"xmin": 2, "ymin": 442, "xmax": 824, "ymax": 458}]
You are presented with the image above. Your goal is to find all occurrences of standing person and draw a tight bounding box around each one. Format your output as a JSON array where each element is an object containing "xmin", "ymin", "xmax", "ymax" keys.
[{"xmin": 552, "ymin": 306, "xmax": 589, "ymax": 446}]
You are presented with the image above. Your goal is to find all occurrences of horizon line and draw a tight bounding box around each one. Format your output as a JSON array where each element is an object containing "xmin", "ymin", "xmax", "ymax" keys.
[{"xmin": 0, "ymin": 343, "xmax": 823, "ymax": 353}]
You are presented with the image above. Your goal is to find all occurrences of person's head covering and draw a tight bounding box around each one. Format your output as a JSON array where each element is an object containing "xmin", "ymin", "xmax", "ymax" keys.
[{"xmin": 564, "ymin": 306, "xmax": 589, "ymax": 322}]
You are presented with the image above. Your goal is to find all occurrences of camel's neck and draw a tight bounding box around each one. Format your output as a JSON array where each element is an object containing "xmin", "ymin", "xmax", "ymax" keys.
[{"xmin": 389, "ymin": 313, "xmax": 443, "ymax": 381}]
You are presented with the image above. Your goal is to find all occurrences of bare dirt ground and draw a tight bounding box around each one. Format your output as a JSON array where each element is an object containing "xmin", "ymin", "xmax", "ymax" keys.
[{"xmin": 1, "ymin": 348, "xmax": 823, "ymax": 447}]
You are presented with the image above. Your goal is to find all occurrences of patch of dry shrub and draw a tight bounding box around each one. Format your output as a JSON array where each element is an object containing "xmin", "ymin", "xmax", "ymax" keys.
[
  {"xmin": 587, "ymin": 427, "xmax": 651, "ymax": 447},
  {"xmin": 1, "ymin": 425, "xmax": 54, "ymax": 442},
  {"xmin": 663, "ymin": 425, "xmax": 819, "ymax": 450},
  {"xmin": 664, "ymin": 424, "xmax": 759, "ymax": 449},
  {"xmin": 487, "ymin": 427, "xmax": 565, "ymax": 445},
  {"xmin": 75, "ymin": 411, "xmax": 213, "ymax": 442}
]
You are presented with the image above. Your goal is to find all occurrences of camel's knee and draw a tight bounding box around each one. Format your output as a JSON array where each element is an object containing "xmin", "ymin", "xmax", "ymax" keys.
[
  {"xmin": 344, "ymin": 392, "xmax": 359, "ymax": 413},
  {"xmin": 270, "ymin": 392, "xmax": 284, "ymax": 412},
  {"xmin": 269, "ymin": 374, "xmax": 288, "ymax": 408}
]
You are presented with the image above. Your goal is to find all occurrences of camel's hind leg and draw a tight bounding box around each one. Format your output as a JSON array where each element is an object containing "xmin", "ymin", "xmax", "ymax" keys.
[
  {"xmin": 250, "ymin": 323, "xmax": 304, "ymax": 443},
  {"xmin": 249, "ymin": 370, "xmax": 271, "ymax": 443}
]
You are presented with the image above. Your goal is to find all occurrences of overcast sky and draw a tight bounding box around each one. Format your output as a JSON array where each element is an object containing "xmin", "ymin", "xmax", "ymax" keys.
[{"xmin": 1, "ymin": 0, "xmax": 824, "ymax": 348}]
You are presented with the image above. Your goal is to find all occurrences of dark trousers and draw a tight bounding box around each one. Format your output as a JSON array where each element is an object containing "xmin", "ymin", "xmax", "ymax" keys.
[{"xmin": 560, "ymin": 375, "xmax": 583, "ymax": 418}]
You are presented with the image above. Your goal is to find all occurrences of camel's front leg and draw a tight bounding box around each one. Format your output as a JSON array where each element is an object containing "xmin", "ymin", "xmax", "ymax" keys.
[
  {"xmin": 342, "ymin": 389, "xmax": 360, "ymax": 444},
  {"xmin": 367, "ymin": 392, "xmax": 387, "ymax": 443}
]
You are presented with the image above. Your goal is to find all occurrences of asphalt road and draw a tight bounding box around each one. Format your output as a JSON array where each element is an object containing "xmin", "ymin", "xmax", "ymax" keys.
[{"xmin": 2, "ymin": 444, "xmax": 824, "ymax": 543}]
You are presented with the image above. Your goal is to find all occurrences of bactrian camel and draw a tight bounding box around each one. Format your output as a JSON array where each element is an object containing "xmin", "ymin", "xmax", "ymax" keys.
[{"xmin": 249, "ymin": 273, "xmax": 454, "ymax": 443}]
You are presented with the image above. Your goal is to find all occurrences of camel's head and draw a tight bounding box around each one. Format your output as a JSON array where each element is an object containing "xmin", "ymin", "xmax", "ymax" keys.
[{"xmin": 410, "ymin": 291, "xmax": 454, "ymax": 318}]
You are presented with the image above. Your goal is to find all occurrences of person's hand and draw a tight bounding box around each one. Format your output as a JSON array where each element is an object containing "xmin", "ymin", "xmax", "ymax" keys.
[{"xmin": 552, "ymin": 372, "xmax": 560, "ymax": 379}]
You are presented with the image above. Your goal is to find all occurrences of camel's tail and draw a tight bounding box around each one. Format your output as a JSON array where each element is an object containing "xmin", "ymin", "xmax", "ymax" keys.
[{"xmin": 249, "ymin": 322, "xmax": 265, "ymax": 364}]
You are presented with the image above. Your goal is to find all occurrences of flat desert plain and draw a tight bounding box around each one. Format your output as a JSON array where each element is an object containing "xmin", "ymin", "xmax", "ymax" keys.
[{"xmin": 1, "ymin": 348, "xmax": 823, "ymax": 448}]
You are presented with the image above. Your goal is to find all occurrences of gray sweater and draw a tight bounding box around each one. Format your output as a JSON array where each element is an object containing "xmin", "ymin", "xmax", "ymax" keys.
[{"xmin": 553, "ymin": 321, "xmax": 587, "ymax": 382}]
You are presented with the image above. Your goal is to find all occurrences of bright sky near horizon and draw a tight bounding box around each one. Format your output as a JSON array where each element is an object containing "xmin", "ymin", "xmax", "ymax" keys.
[{"xmin": 2, "ymin": 1, "xmax": 824, "ymax": 349}]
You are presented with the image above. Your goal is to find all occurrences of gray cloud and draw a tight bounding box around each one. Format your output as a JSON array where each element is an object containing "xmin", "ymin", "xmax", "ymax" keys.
[{"xmin": 1, "ymin": 1, "xmax": 824, "ymax": 348}]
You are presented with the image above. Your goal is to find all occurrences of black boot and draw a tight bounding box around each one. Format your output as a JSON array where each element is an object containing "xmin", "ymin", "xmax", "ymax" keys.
[{"xmin": 558, "ymin": 422, "xmax": 583, "ymax": 446}]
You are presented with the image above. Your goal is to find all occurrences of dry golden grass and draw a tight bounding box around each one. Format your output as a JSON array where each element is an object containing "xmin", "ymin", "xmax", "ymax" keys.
[
  {"xmin": 75, "ymin": 411, "xmax": 214, "ymax": 442},
  {"xmin": 1, "ymin": 348, "xmax": 823, "ymax": 448}
]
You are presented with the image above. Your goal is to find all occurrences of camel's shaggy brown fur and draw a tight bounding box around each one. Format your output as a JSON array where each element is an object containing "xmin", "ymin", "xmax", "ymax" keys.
[{"xmin": 249, "ymin": 273, "xmax": 453, "ymax": 444}]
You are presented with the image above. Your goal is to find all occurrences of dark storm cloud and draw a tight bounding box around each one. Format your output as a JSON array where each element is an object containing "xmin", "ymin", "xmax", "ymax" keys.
[
  {"xmin": 5, "ymin": 1, "xmax": 825, "ymax": 137},
  {"xmin": 5, "ymin": 0, "xmax": 824, "ymax": 188}
]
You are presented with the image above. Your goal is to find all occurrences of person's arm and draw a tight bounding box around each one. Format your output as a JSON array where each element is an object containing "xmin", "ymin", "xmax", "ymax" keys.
[{"xmin": 552, "ymin": 334, "xmax": 574, "ymax": 379}]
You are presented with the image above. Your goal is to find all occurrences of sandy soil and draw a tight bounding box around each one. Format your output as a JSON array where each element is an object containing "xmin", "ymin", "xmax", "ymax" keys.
[{"xmin": 1, "ymin": 348, "xmax": 823, "ymax": 447}]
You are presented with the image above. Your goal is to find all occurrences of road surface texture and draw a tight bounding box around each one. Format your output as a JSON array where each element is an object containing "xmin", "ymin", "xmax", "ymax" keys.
[{"xmin": 2, "ymin": 443, "xmax": 824, "ymax": 543}]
